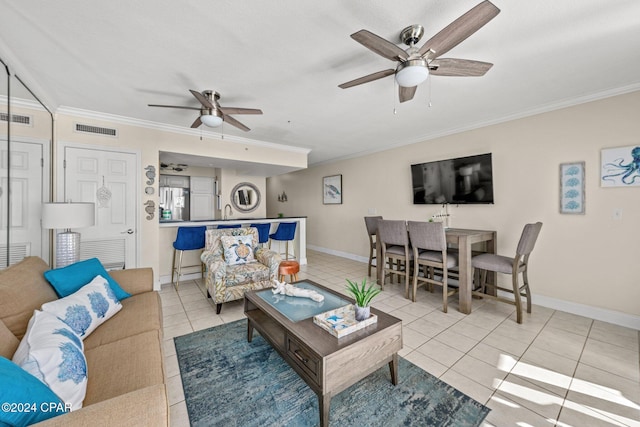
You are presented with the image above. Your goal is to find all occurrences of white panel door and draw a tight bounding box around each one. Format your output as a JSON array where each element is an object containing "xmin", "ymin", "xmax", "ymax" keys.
[
  {"xmin": 62, "ymin": 146, "xmax": 138, "ymax": 269},
  {"xmin": 0, "ymin": 139, "xmax": 48, "ymax": 267}
]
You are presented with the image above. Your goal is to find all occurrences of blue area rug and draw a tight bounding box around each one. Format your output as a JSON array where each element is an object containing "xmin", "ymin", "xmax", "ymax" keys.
[{"xmin": 174, "ymin": 320, "xmax": 490, "ymax": 427}]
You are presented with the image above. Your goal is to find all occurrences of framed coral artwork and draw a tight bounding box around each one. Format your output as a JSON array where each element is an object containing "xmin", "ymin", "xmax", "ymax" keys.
[
  {"xmin": 323, "ymin": 174, "xmax": 342, "ymax": 204},
  {"xmin": 559, "ymin": 162, "xmax": 585, "ymax": 214}
]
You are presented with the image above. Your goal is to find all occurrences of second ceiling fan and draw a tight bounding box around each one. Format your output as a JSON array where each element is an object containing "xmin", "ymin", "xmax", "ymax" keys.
[
  {"xmin": 149, "ymin": 90, "xmax": 262, "ymax": 131},
  {"xmin": 339, "ymin": 0, "xmax": 500, "ymax": 103}
]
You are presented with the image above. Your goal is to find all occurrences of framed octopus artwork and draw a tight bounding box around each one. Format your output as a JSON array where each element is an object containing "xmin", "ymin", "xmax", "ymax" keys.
[
  {"xmin": 560, "ymin": 162, "xmax": 585, "ymax": 214},
  {"xmin": 601, "ymin": 145, "xmax": 640, "ymax": 187}
]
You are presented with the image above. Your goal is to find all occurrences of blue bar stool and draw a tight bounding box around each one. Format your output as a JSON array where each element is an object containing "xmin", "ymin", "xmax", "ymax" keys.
[
  {"xmin": 172, "ymin": 226, "xmax": 206, "ymax": 291},
  {"xmin": 250, "ymin": 223, "xmax": 271, "ymax": 246},
  {"xmin": 217, "ymin": 224, "xmax": 241, "ymax": 229},
  {"xmin": 269, "ymin": 222, "xmax": 297, "ymax": 260}
]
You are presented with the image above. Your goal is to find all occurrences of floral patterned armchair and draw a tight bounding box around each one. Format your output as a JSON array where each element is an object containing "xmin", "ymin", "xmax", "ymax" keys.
[{"xmin": 201, "ymin": 227, "xmax": 281, "ymax": 313}]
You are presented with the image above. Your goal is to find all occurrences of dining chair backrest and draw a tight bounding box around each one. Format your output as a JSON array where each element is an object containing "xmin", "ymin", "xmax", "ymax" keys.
[
  {"xmin": 516, "ymin": 222, "xmax": 543, "ymax": 256},
  {"xmin": 378, "ymin": 220, "xmax": 408, "ymax": 247},
  {"xmin": 407, "ymin": 221, "xmax": 446, "ymax": 252},
  {"xmin": 364, "ymin": 216, "xmax": 383, "ymax": 236}
]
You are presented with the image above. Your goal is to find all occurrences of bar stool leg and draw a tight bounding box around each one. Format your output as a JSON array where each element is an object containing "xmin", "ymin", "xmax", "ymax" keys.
[
  {"xmin": 175, "ymin": 250, "xmax": 184, "ymax": 291},
  {"xmin": 171, "ymin": 248, "xmax": 177, "ymax": 285}
]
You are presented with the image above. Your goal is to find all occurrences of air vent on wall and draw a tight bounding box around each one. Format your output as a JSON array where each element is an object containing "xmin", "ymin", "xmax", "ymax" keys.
[
  {"xmin": 0, "ymin": 112, "xmax": 32, "ymax": 126},
  {"xmin": 74, "ymin": 123, "xmax": 118, "ymax": 137}
]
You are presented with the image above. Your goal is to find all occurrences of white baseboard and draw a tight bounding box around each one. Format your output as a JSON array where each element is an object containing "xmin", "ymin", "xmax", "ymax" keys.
[
  {"xmin": 531, "ymin": 294, "xmax": 640, "ymax": 330},
  {"xmin": 308, "ymin": 245, "xmax": 640, "ymax": 330},
  {"xmin": 159, "ymin": 272, "xmax": 203, "ymax": 285}
]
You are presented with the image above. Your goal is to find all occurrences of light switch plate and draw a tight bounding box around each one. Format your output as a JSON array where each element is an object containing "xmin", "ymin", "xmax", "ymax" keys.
[{"xmin": 367, "ymin": 208, "xmax": 377, "ymax": 215}]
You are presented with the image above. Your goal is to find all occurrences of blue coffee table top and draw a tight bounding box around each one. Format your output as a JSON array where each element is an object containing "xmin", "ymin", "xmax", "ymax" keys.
[{"xmin": 256, "ymin": 281, "xmax": 350, "ymax": 322}]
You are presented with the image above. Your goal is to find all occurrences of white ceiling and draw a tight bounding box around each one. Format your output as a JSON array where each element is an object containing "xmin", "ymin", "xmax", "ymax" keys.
[{"xmin": 1, "ymin": 1, "xmax": 640, "ymax": 175}]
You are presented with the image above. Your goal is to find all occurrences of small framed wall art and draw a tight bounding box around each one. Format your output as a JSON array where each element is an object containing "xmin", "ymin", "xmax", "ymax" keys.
[
  {"xmin": 559, "ymin": 161, "xmax": 585, "ymax": 214},
  {"xmin": 323, "ymin": 174, "xmax": 342, "ymax": 205},
  {"xmin": 600, "ymin": 145, "xmax": 640, "ymax": 187}
]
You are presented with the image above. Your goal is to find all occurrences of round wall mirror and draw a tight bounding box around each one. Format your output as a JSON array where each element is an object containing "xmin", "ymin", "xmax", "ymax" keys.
[{"xmin": 230, "ymin": 182, "xmax": 261, "ymax": 213}]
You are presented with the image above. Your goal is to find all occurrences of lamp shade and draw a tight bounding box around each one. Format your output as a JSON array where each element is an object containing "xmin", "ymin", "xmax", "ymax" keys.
[
  {"xmin": 395, "ymin": 62, "xmax": 429, "ymax": 88},
  {"xmin": 200, "ymin": 114, "xmax": 223, "ymax": 127},
  {"xmin": 42, "ymin": 202, "xmax": 95, "ymax": 229}
]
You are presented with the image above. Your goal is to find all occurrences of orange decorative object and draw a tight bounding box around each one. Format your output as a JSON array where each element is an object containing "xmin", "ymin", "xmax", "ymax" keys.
[{"xmin": 278, "ymin": 260, "xmax": 300, "ymax": 283}]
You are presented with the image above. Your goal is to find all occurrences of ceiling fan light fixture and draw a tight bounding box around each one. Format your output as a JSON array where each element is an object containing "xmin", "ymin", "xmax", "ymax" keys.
[
  {"xmin": 200, "ymin": 113, "xmax": 223, "ymax": 127},
  {"xmin": 395, "ymin": 59, "xmax": 429, "ymax": 88}
]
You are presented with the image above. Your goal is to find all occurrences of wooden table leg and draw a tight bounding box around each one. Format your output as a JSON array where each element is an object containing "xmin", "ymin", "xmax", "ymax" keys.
[
  {"xmin": 247, "ymin": 320, "xmax": 254, "ymax": 342},
  {"xmin": 319, "ymin": 392, "xmax": 331, "ymax": 427},
  {"xmin": 458, "ymin": 234, "xmax": 473, "ymax": 314},
  {"xmin": 389, "ymin": 353, "xmax": 398, "ymax": 385}
]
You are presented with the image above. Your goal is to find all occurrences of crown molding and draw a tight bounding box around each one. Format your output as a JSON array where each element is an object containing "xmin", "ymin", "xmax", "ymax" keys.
[
  {"xmin": 55, "ymin": 106, "xmax": 312, "ymax": 155},
  {"xmin": 313, "ymin": 83, "xmax": 640, "ymax": 167}
]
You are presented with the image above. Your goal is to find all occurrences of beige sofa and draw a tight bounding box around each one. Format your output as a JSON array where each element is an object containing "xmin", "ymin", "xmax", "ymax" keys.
[{"xmin": 0, "ymin": 257, "xmax": 168, "ymax": 426}]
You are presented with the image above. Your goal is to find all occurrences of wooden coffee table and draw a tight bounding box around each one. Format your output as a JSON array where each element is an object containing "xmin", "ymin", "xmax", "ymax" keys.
[{"xmin": 244, "ymin": 280, "xmax": 402, "ymax": 427}]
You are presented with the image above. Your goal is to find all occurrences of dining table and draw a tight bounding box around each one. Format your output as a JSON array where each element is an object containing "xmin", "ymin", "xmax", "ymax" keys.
[{"xmin": 375, "ymin": 226, "xmax": 497, "ymax": 315}]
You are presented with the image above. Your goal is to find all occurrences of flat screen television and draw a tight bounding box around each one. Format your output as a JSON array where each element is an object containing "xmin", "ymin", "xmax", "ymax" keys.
[{"xmin": 411, "ymin": 153, "xmax": 494, "ymax": 204}]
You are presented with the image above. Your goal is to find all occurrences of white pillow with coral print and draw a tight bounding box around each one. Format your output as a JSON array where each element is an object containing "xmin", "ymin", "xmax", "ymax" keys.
[
  {"xmin": 12, "ymin": 310, "xmax": 87, "ymax": 410},
  {"xmin": 41, "ymin": 275, "xmax": 122, "ymax": 339}
]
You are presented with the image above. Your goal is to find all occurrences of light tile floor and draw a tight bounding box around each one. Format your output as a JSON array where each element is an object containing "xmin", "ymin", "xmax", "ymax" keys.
[{"xmin": 162, "ymin": 250, "xmax": 640, "ymax": 427}]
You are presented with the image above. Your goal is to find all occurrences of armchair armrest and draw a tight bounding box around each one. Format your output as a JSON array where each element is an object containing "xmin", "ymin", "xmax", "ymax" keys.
[{"xmin": 255, "ymin": 248, "xmax": 282, "ymax": 280}]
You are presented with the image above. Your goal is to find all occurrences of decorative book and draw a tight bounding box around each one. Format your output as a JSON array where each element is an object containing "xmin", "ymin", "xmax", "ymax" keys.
[{"xmin": 313, "ymin": 304, "xmax": 377, "ymax": 338}]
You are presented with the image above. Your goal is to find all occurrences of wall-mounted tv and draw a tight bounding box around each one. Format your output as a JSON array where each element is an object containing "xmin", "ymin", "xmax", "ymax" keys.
[{"xmin": 411, "ymin": 153, "xmax": 494, "ymax": 204}]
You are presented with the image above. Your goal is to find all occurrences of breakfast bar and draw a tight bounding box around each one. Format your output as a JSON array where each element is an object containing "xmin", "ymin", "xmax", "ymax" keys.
[{"xmin": 158, "ymin": 217, "xmax": 307, "ymax": 285}]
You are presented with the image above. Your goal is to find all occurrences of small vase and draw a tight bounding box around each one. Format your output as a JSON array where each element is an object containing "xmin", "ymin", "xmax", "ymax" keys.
[{"xmin": 354, "ymin": 305, "xmax": 370, "ymax": 321}]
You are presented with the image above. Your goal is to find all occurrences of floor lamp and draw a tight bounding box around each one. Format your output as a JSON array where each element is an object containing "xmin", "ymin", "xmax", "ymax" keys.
[{"xmin": 42, "ymin": 202, "xmax": 95, "ymax": 268}]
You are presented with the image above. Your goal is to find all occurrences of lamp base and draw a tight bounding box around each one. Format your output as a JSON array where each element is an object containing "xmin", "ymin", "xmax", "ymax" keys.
[{"xmin": 56, "ymin": 231, "xmax": 81, "ymax": 268}]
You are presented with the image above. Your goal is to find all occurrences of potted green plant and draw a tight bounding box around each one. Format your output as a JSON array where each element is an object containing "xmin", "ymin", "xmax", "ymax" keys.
[{"xmin": 345, "ymin": 278, "xmax": 381, "ymax": 321}]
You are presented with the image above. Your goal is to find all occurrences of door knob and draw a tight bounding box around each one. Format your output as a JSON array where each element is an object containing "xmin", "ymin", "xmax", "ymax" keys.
[{"xmin": 121, "ymin": 229, "xmax": 134, "ymax": 235}]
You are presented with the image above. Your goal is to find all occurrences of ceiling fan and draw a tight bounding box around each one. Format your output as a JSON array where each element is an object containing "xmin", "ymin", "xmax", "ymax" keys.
[
  {"xmin": 338, "ymin": 0, "xmax": 500, "ymax": 103},
  {"xmin": 148, "ymin": 90, "xmax": 262, "ymax": 131}
]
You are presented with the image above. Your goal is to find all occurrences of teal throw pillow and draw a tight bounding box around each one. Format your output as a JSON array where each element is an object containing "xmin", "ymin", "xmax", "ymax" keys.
[
  {"xmin": 44, "ymin": 258, "xmax": 131, "ymax": 301},
  {"xmin": 0, "ymin": 356, "xmax": 68, "ymax": 426}
]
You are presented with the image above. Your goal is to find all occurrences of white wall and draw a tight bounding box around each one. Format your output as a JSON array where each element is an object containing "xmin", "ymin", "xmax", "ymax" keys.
[
  {"xmin": 52, "ymin": 113, "xmax": 305, "ymax": 288},
  {"xmin": 267, "ymin": 91, "xmax": 640, "ymax": 323}
]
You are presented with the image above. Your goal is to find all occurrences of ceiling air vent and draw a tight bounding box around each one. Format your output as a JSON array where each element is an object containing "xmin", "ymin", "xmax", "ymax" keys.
[
  {"xmin": 0, "ymin": 112, "xmax": 33, "ymax": 126},
  {"xmin": 74, "ymin": 123, "xmax": 118, "ymax": 137}
]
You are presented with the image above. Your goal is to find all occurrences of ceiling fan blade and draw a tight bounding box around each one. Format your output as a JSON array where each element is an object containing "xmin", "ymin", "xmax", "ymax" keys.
[
  {"xmin": 190, "ymin": 117, "xmax": 202, "ymax": 128},
  {"xmin": 223, "ymin": 114, "xmax": 250, "ymax": 132},
  {"xmin": 339, "ymin": 69, "xmax": 395, "ymax": 89},
  {"xmin": 189, "ymin": 89, "xmax": 215, "ymax": 109},
  {"xmin": 429, "ymin": 58, "xmax": 493, "ymax": 76},
  {"xmin": 218, "ymin": 107, "xmax": 263, "ymax": 115},
  {"xmin": 399, "ymin": 86, "xmax": 417, "ymax": 103},
  {"xmin": 418, "ymin": 1, "xmax": 500, "ymax": 59},
  {"xmin": 351, "ymin": 30, "xmax": 409, "ymax": 62},
  {"xmin": 148, "ymin": 104, "xmax": 201, "ymax": 110}
]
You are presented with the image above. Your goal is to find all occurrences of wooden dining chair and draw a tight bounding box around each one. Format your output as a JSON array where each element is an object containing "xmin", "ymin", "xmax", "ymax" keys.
[
  {"xmin": 407, "ymin": 221, "xmax": 459, "ymax": 311},
  {"xmin": 471, "ymin": 222, "xmax": 543, "ymax": 323},
  {"xmin": 377, "ymin": 219, "xmax": 412, "ymax": 297},
  {"xmin": 364, "ymin": 216, "xmax": 383, "ymax": 277}
]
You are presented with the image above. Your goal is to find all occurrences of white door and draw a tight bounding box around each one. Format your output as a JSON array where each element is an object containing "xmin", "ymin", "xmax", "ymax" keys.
[
  {"xmin": 61, "ymin": 145, "xmax": 138, "ymax": 269},
  {"xmin": 0, "ymin": 139, "xmax": 49, "ymax": 267}
]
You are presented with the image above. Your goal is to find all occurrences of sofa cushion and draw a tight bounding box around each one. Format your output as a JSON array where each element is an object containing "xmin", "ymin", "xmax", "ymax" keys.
[
  {"xmin": 83, "ymin": 330, "xmax": 165, "ymax": 406},
  {"xmin": 41, "ymin": 275, "xmax": 122, "ymax": 339},
  {"xmin": 12, "ymin": 310, "xmax": 87, "ymax": 411},
  {"xmin": 0, "ymin": 356, "xmax": 67, "ymax": 426},
  {"xmin": 0, "ymin": 320, "xmax": 19, "ymax": 359},
  {"xmin": 221, "ymin": 234, "xmax": 256, "ymax": 265},
  {"xmin": 0, "ymin": 256, "xmax": 58, "ymax": 339},
  {"xmin": 83, "ymin": 291, "xmax": 162, "ymax": 351},
  {"xmin": 225, "ymin": 262, "xmax": 270, "ymax": 287},
  {"xmin": 44, "ymin": 258, "xmax": 131, "ymax": 301}
]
